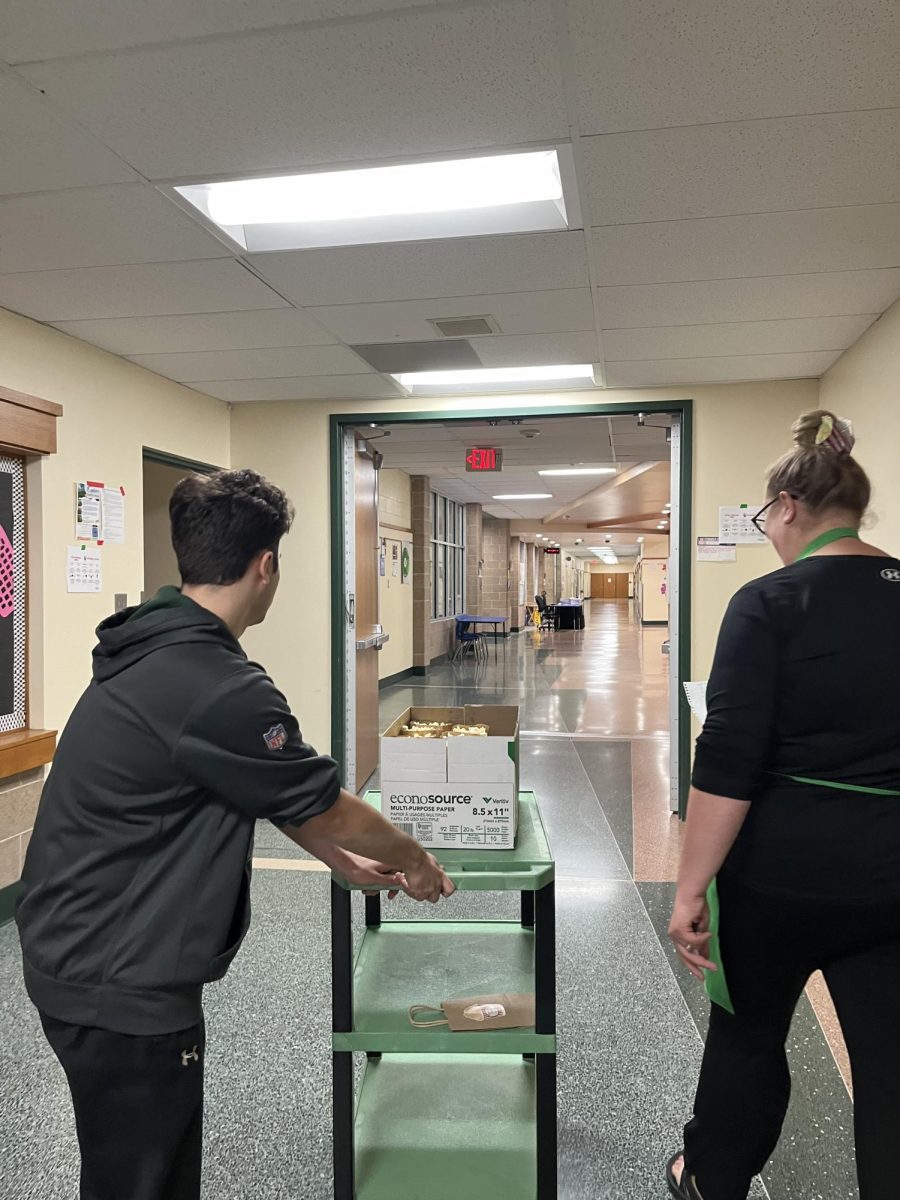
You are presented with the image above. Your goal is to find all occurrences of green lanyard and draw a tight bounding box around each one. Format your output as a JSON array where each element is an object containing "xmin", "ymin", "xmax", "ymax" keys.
[{"xmin": 795, "ymin": 527, "xmax": 859, "ymax": 561}]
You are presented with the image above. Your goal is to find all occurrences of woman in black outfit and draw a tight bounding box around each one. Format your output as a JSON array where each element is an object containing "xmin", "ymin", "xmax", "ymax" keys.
[{"xmin": 667, "ymin": 409, "xmax": 900, "ymax": 1200}]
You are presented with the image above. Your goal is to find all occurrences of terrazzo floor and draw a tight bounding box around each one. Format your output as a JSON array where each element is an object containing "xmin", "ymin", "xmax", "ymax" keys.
[{"xmin": 0, "ymin": 602, "xmax": 857, "ymax": 1198}]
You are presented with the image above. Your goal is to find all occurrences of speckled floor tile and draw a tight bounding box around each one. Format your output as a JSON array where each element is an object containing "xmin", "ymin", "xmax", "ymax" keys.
[
  {"xmin": 0, "ymin": 922, "xmax": 79, "ymax": 1199},
  {"xmin": 572, "ymin": 740, "xmax": 634, "ymax": 871},
  {"xmin": 551, "ymin": 878, "xmax": 768, "ymax": 1200},
  {"xmin": 637, "ymin": 882, "xmax": 857, "ymax": 1200},
  {"xmin": 519, "ymin": 738, "xmax": 630, "ymax": 881}
]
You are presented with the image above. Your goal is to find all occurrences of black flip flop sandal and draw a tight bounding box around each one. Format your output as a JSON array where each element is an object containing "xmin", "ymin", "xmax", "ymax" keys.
[{"xmin": 667, "ymin": 1151, "xmax": 704, "ymax": 1199}]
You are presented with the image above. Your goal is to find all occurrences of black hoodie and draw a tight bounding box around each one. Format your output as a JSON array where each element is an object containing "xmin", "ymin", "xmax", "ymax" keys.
[{"xmin": 17, "ymin": 589, "xmax": 340, "ymax": 1034}]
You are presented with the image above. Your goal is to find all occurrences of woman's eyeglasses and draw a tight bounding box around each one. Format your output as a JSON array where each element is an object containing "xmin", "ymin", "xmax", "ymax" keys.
[{"xmin": 751, "ymin": 494, "xmax": 798, "ymax": 534}]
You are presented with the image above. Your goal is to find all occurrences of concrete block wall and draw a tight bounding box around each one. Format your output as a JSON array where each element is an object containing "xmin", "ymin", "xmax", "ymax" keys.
[
  {"xmin": 0, "ymin": 768, "xmax": 43, "ymax": 890},
  {"xmin": 480, "ymin": 515, "xmax": 511, "ymax": 621}
]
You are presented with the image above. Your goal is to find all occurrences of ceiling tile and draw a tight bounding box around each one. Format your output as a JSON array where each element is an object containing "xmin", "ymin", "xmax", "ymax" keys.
[
  {"xmin": 0, "ymin": 0, "xmax": 449, "ymax": 60},
  {"xmin": 605, "ymin": 351, "xmax": 843, "ymax": 388},
  {"xmin": 603, "ymin": 315, "xmax": 878, "ymax": 361},
  {"xmin": 592, "ymin": 205, "xmax": 900, "ymax": 287},
  {"xmin": 569, "ymin": 0, "xmax": 900, "ymax": 135},
  {"xmin": 19, "ymin": 2, "xmax": 568, "ymax": 178},
  {"xmin": 473, "ymin": 331, "xmax": 599, "ymax": 367},
  {"xmin": 0, "ymin": 259, "xmax": 289, "ymax": 321},
  {"xmin": 50, "ymin": 308, "xmax": 338, "ymax": 355},
  {"xmin": 309, "ymin": 288, "xmax": 595, "ymax": 343},
  {"xmin": 595, "ymin": 270, "xmax": 900, "ymax": 328},
  {"xmin": 309, "ymin": 288, "xmax": 600, "ymax": 345},
  {"xmin": 600, "ymin": 270, "xmax": 900, "ymax": 328},
  {"xmin": 0, "ymin": 184, "xmax": 228, "ymax": 273},
  {"xmin": 581, "ymin": 110, "xmax": 900, "ymax": 226},
  {"xmin": 127, "ymin": 344, "xmax": 369, "ymax": 383},
  {"xmin": 192, "ymin": 375, "xmax": 403, "ymax": 402},
  {"xmin": 0, "ymin": 73, "xmax": 134, "ymax": 195},
  {"xmin": 249, "ymin": 233, "xmax": 589, "ymax": 307}
]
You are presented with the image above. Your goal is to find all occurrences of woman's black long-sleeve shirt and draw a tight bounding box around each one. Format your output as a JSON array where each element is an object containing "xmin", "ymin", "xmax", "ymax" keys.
[{"xmin": 692, "ymin": 555, "xmax": 900, "ymax": 900}]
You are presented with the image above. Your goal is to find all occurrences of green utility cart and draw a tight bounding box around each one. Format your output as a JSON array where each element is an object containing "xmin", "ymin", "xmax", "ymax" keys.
[{"xmin": 331, "ymin": 790, "xmax": 557, "ymax": 1199}]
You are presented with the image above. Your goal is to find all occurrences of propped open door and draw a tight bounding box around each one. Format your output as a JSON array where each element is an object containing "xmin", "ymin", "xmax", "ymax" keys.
[{"xmin": 342, "ymin": 429, "xmax": 389, "ymax": 792}]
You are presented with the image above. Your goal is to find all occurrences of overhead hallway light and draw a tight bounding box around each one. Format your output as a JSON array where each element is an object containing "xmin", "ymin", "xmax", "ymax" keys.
[
  {"xmin": 492, "ymin": 493, "xmax": 552, "ymax": 500},
  {"xmin": 538, "ymin": 467, "xmax": 616, "ymax": 477},
  {"xmin": 393, "ymin": 364, "xmax": 595, "ymax": 394},
  {"xmin": 174, "ymin": 150, "xmax": 571, "ymax": 251}
]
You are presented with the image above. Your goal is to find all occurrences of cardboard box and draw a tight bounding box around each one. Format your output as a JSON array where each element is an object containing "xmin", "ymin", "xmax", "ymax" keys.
[{"xmin": 380, "ymin": 705, "xmax": 519, "ymax": 849}]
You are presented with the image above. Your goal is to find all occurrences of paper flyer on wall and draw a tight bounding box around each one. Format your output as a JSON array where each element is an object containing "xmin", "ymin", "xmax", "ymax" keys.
[
  {"xmin": 74, "ymin": 481, "xmax": 126, "ymax": 544},
  {"xmin": 102, "ymin": 487, "xmax": 126, "ymax": 544},
  {"xmin": 696, "ymin": 536, "xmax": 736, "ymax": 563},
  {"xmin": 67, "ymin": 546, "xmax": 102, "ymax": 593},
  {"xmin": 74, "ymin": 482, "xmax": 103, "ymax": 541},
  {"xmin": 718, "ymin": 505, "xmax": 767, "ymax": 545}
]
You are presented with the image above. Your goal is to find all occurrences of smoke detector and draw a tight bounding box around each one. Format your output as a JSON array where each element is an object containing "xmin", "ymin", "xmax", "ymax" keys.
[{"xmin": 518, "ymin": 427, "xmax": 541, "ymax": 439}]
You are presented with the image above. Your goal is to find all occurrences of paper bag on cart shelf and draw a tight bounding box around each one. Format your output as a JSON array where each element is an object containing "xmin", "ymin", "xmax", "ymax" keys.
[{"xmin": 408, "ymin": 993, "xmax": 535, "ymax": 1032}]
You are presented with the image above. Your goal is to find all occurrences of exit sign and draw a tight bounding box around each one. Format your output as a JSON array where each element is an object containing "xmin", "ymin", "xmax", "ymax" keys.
[
  {"xmin": 465, "ymin": 447, "xmax": 503, "ymax": 472},
  {"xmin": 544, "ymin": 546, "xmax": 560, "ymax": 555}
]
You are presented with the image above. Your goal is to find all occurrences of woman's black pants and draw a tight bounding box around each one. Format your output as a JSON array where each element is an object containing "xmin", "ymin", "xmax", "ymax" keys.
[{"xmin": 683, "ymin": 874, "xmax": 900, "ymax": 1199}]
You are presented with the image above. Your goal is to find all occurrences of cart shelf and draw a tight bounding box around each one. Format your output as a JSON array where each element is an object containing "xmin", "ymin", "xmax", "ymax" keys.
[
  {"xmin": 334, "ymin": 921, "xmax": 556, "ymax": 1054},
  {"xmin": 331, "ymin": 790, "xmax": 557, "ymax": 1198},
  {"xmin": 355, "ymin": 1055, "xmax": 537, "ymax": 1200}
]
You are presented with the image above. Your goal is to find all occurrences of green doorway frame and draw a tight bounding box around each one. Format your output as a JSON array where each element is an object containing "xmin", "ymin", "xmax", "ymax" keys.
[{"xmin": 329, "ymin": 399, "xmax": 693, "ymax": 816}]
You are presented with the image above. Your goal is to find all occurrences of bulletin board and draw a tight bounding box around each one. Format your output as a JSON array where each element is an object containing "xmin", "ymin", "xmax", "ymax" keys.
[{"xmin": 0, "ymin": 456, "xmax": 27, "ymax": 732}]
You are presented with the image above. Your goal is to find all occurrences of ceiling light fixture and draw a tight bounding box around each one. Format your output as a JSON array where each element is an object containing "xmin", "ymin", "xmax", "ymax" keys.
[
  {"xmin": 492, "ymin": 493, "xmax": 552, "ymax": 500},
  {"xmin": 537, "ymin": 467, "xmax": 616, "ymax": 477},
  {"xmin": 175, "ymin": 150, "xmax": 570, "ymax": 251},
  {"xmin": 394, "ymin": 364, "xmax": 595, "ymax": 393}
]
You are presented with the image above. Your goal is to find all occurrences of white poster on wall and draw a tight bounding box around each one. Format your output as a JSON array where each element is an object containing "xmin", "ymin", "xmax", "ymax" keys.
[
  {"xmin": 67, "ymin": 545, "xmax": 102, "ymax": 593},
  {"xmin": 696, "ymin": 536, "xmax": 737, "ymax": 562},
  {"xmin": 518, "ymin": 543, "xmax": 526, "ymax": 606},
  {"xmin": 718, "ymin": 505, "xmax": 767, "ymax": 545}
]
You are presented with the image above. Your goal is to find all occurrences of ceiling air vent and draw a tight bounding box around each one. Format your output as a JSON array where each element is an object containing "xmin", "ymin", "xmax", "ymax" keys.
[{"xmin": 428, "ymin": 315, "xmax": 499, "ymax": 338}]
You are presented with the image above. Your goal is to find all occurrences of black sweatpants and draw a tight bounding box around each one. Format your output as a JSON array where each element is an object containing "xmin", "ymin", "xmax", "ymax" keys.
[
  {"xmin": 41, "ymin": 1012, "xmax": 205, "ymax": 1200},
  {"xmin": 683, "ymin": 875, "xmax": 900, "ymax": 1200}
]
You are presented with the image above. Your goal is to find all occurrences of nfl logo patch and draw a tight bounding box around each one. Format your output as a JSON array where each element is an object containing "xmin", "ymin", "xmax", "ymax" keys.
[{"xmin": 263, "ymin": 724, "xmax": 288, "ymax": 751}]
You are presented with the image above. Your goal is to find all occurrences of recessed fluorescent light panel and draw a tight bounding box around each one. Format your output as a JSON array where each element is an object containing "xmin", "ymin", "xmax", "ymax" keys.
[
  {"xmin": 492, "ymin": 493, "xmax": 553, "ymax": 500},
  {"xmin": 173, "ymin": 150, "xmax": 571, "ymax": 251},
  {"xmin": 394, "ymin": 364, "xmax": 596, "ymax": 395},
  {"xmin": 538, "ymin": 467, "xmax": 616, "ymax": 477}
]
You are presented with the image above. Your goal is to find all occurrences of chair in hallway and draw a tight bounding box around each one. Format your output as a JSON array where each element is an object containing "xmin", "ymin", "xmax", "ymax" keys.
[
  {"xmin": 452, "ymin": 616, "xmax": 486, "ymax": 662},
  {"xmin": 534, "ymin": 595, "xmax": 555, "ymax": 631}
]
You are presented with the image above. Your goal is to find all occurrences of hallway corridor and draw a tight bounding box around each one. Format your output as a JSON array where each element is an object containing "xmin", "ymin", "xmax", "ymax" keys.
[{"xmin": 0, "ymin": 603, "xmax": 857, "ymax": 1198}]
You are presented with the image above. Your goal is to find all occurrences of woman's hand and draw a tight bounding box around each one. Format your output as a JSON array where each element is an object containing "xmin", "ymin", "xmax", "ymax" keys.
[{"xmin": 668, "ymin": 890, "xmax": 716, "ymax": 980}]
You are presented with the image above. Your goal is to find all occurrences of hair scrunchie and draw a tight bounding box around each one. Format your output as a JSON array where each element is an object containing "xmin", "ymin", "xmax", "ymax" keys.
[{"xmin": 815, "ymin": 414, "xmax": 855, "ymax": 456}]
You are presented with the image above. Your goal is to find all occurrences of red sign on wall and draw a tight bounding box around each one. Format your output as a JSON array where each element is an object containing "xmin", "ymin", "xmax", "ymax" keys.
[
  {"xmin": 544, "ymin": 546, "xmax": 560, "ymax": 555},
  {"xmin": 465, "ymin": 447, "xmax": 503, "ymax": 472}
]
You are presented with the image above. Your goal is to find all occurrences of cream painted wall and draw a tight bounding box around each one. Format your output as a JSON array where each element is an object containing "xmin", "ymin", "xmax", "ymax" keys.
[
  {"xmin": 819, "ymin": 299, "xmax": 900, "ymax": 554},
  {"xmin": 690, "ymin": 381, "xmax": 818, "ymax": 675},
  {"xmin": 1, "ymin": 308, "xmax": 230, "ymax": 735},
  {"xmin": 377, "ymin": 468, "xmax": 413, "ymax": 681},
  {"xmin": 230, "ymin": 379, "xmax": 814, "ymax": 755}
]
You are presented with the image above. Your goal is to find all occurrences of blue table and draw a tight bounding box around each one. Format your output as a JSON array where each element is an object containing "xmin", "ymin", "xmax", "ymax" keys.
[{"xmin": 455, "ymin": 613, "xmax": 509, "ymax": 658}]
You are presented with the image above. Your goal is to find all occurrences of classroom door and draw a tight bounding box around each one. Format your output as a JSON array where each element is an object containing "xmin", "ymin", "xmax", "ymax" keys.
[
  {"xmin": 354, "ymin": 434, "xmax": 386, "ymax": 788},
  {"xmin": 615, "ymin": 574, "xmax": 629, "ymax": 599}
]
